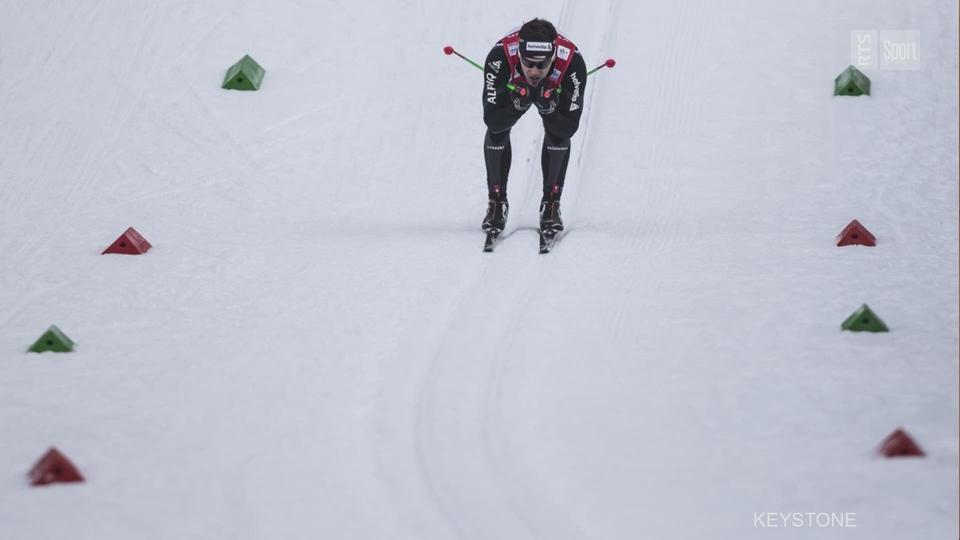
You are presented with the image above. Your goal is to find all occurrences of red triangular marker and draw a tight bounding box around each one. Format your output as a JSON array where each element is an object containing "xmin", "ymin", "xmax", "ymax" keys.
[
  {"xmin": 28, "ymin": 447, "xmax": 85, "ymax": 485},
  {"xmin": 102, "ymin": 227, "xmax": 152, "ymax": 255},
  {"xmin": 836, "ymin": 219, "xmax": 876, "ymax": 247},
  {"xmin": 878, "ymin": 428, "xmax": 925, "ymax": 457}
]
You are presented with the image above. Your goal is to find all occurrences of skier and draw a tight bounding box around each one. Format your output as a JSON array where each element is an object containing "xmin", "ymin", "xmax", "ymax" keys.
[{"xmin": 481, "ymin": 18, "xmax": 587, "ymax": 241}]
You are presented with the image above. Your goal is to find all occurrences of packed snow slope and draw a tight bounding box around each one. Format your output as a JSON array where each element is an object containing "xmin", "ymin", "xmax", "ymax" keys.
[{"xmin": 0, "ymin": 1, "xmax": 957, "ymax": 539}]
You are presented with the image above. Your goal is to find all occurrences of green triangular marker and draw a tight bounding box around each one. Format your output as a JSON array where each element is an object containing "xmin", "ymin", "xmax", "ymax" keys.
[
  {"xmin": 834, "ymin": 65, "xmax": 870, "ymax": 96},
  {"xmin": 222, "ymin": 55, "xmax": 265, "ymax": 90},
  {"xmin": 28, "ymin": 325, "xmax": 75, "ymax": 352},
  {"xmin": 841, "ymin": 304, "xmax": 888, "ymax": 332}
]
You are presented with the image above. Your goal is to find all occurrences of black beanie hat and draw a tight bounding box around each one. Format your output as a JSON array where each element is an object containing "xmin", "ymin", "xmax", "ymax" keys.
[{"xmin": 518, "ymin": 19, "xmax": 558, "ymax": 58}]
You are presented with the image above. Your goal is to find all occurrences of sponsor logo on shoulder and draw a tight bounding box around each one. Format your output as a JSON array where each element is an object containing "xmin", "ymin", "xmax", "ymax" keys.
[
  {"xmin": 487, "ymin": 60, "xmax": 502, "ymax": 73},
  {"xmin": 557, "ymin": 46, "xmax": 571, "ymax": 60},
  {"xmin": 508, "ymin": 43, "xmax": 519, "ymax": 56}
]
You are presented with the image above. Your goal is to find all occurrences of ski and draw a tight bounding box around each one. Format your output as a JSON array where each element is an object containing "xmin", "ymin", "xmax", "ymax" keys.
[
  {"xmin": 539, "ymin": 229, "xmax": 559, "ymax": 254},
  {"xmin": 483, "ymin": 229, "xmax": 502, "ymax": 252},
  {"xmin": 484, "ymin": 229, "xmax": 560, "ymax": 253}
]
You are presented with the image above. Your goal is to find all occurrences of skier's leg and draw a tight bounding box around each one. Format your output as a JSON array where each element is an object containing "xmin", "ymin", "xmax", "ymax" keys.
[
  {"xmin": 540, "ymin": 128, "xmax": 571, "ymax": 200},
  {"xmin": 539, "ymin": 128, "xmax": 571, "ymax": 232},
  {"xmin": 484, "ymin": 127, "xmax": 512, "ymax": 199},
  {"xmin": 482, "ymin": 127, "xmax": 513, "ymax": 231}
]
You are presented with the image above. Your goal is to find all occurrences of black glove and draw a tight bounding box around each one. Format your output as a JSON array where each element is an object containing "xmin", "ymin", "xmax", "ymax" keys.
[
  {"xmin": 534, "ymin": 86, "xmax": 559, "ymax": 115},
  {"xmin": 510, "ymin": 83, "xmax": 532, "ymax": 112}
]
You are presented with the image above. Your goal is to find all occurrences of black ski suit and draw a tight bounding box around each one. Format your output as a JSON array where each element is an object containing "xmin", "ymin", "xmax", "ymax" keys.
[{"xmin": 481, "ymin": 41, "xmax": 587, "ymax": 201}]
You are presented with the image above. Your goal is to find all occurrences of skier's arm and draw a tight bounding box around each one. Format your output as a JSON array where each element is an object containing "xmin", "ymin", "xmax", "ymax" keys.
[
  {"xmin": 541, "ymin": 52, "xmax": 587, "ymax": 139},
  {"xmin": 482, "ymin": 46, "xmax": 524, "ymax": 132}
]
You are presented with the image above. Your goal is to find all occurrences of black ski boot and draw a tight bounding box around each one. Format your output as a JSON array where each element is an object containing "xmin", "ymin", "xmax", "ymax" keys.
[
  {"xmin": 539, "ymin": 197, "xmax": 563, "ymax": 233},
  {"xmin": 482, "ymin": 197, "xmax": 509, "ymax": 232}
]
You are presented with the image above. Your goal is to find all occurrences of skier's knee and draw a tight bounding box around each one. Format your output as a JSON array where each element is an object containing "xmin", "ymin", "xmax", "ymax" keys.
[
  {"xmin": 543, "ymin": 130, "xmax": 569, "ymax": 148},
  {"xmin": 486, "ymin": 128, "xmax": 511, "ymax": 145}
]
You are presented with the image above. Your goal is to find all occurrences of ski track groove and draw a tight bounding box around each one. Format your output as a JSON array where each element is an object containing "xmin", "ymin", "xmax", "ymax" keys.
[
  {"xmin": 409, "ymin": 125, "xmax": 551, "ymax": 540},
  {"xmin": 403, "ymin": 3, "xmax": 618, "ymax": 538},
  {"xmin": 477, "ymin": 6, "xmax": 623, "ymax": 538}
]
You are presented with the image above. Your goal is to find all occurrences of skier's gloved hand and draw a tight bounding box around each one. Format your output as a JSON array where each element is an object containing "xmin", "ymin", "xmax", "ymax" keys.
[
  {"xmin": 510, "ymin": 83, "xmax": 532, "ymax": 112},
  {"xmin": 534, "ymin": 86, "xmax": 559, "ymax": 115}
]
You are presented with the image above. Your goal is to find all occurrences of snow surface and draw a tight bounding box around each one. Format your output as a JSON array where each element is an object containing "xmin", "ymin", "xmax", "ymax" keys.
[{"xmin": 0, "ymin": 1, "xmax": 957, "ymax": 539}]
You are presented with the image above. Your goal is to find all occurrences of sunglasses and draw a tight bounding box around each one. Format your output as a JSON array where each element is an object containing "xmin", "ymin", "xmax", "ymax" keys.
[{"xmin": 520, "ymin": 56, "xmax": 553, "ymax": 69}]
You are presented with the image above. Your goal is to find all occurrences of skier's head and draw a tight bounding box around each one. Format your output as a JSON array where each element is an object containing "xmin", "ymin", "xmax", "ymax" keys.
[{"xmin": 518, "ymin": 18, "xmax": 557, "ymax": 86}]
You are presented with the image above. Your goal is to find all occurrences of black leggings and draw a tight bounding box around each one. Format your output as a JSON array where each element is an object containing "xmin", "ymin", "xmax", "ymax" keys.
[{"xmin": 484, "ymin": 126, "xmax": 571, "ymax": 201}]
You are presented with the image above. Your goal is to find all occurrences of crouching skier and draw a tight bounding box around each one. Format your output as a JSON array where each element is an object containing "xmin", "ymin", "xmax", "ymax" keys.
[{"xmin": 481, "ymin": 18, "xmax": 586, "ymax": 252}]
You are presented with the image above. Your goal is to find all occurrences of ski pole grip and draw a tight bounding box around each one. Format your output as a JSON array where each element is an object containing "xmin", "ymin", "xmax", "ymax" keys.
[{"xmin": 507, "ymin": 82, "xmax": 522, "ymax": 94}]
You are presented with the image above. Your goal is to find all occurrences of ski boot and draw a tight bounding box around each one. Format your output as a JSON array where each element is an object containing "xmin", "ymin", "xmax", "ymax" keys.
[
  {"xmin": 482, "ymin": 197, "xmax": 509, "ymax": 233},
  {"xmin": 539, "ymin": 198, "xmax": 563, "ymax": 234},
  {"xmin": 538, "ymin": 194, "xmax": 563, "ymax": 254}
]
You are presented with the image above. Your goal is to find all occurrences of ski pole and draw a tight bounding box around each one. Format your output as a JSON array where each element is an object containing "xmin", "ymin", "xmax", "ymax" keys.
[
  {"xmin": 587, "ymin": 58, "xmax": 616, "ymax": 76},
  {"xmin": 444, "ymin": 46, "xmax": 525, "ymax": 92},
  {"xmin": 443, "ymin": 45, "xmax": 484, "ymax": 71},
  {"xmin": 548, "ymin": 59, "xmax": 616, "ymax": 96}
]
